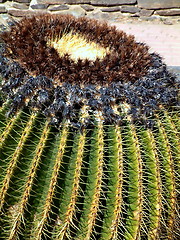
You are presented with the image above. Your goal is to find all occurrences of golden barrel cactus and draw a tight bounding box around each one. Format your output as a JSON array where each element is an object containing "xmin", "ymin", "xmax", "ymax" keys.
[{"xmin": 0, "ymin": 14, "xmax": 179, "ymax": 240}]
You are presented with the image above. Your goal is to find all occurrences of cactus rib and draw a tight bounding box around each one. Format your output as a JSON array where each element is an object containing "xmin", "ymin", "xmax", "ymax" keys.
[
  {"xmin": 142, "ymin": 129, "xmax": 162, "ymax": 239},
  {"xmin": 124, "ymin": 123, "xmax": 143, "ymax": 240},
  {"xmin": 101, "ymin": 125, "xmax": 123, "ymax": 240},
  {"xmin": 156, "ymin": 117, "xmax": 177, "ymax": 239},
  {"xmin": 0, "ymin": 100, "xmax": 9, "ymax": 113},
  {"xmin": 0, "ymin": 111, "xmax": 21, "ymax": 149},
  {"xmin": 163, "ymin": 111, "xmax": 180, "ymax": 173},
  {"xmin": 76, "ymin": 112, "xmax": 104, "ymax": 240},
  {"xmin": 0, "ymin": 112, "xmax": 36, "ymax": 213},
  {"xmin": 84, "ymin": 115, "xmax": 104, "ymax": 240},
  {"xmin": 7, "ymin": 120, "xmax": 50, "ymax": 240},
  {"xmin": 55, "ymin": 129, "xmax": 86, "ymax": 240},
  {"xmin": 55, "ymin": 106, "xmax": 89, "ymax": 239},
  {"xmin": 34, "ymin": 123, "xmax": 69, "ymax": 239}
]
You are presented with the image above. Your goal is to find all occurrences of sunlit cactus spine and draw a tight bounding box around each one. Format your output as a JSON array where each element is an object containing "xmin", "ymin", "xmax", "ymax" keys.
[{"xmin": 0, "ymin": 14, "xmax": 179, "ymax": 240}]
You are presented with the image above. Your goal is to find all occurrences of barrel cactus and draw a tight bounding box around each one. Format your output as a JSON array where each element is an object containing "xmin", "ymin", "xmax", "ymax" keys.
[{"xmin": 0, "ymin": 14, "xmax": 179, "ymax": 240}]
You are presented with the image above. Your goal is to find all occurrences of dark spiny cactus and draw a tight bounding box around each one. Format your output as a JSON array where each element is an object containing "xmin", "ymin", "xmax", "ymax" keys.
[{"xmin": 0, "ymin": 14, "xmax": 179, "ymax": 240}]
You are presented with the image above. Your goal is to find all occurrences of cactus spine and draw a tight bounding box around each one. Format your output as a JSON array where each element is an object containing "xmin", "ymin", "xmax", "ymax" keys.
[{"xmin": 0, "ymin": 108, "xmax": 179, "ymax": 239}]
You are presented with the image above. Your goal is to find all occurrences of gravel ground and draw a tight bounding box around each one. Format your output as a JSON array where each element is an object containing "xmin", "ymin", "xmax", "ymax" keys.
[
  {"xmin": 110, "ymin": 21, "xmax": 180, "ymax": 67},
  {"xmin": 109, "ymin": 20, "xmax": 180, "ymax": 79}
]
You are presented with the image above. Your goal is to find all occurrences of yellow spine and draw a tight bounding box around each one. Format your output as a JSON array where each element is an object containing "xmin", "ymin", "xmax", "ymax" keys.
[
  {"xmin": 35, "ymin": 123, "xmax": 68, "ymax": 240},
  {"xmin": 85, "ymin": 112, "xmax": 104, "ymax": 240},
  {"xmin": 8, "ymin": 121, "xmax": 50, "ymax": 240},
  {"xmin": 0, "ymin": 112, "xmax": 36, "ymax": 213},
  {"xmin": 57, "ymin": 130, "xmax": 86, "ymax": 240},
  {"xmin": 125, "ymin": 123, "xmax": 143, "ymax": 240},
  {"xmin": 156, "ymin": 114, "xmax": 177, "ymax": 240},
  {"xmin": 109, "ymin": 125, "xmax": 123, "ymax": 240},
  {"xmin": 0, "ymin": 111, "xmax": 21, "ymax": 148},
  {"xmin": 147, "ymin": 129, "xmax": 162, "ymax": 240}
]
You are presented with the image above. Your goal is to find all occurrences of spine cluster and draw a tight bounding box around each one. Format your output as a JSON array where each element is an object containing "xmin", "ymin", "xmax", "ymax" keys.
[
  {"xmin": 0, "ymin": 14, "xmax": 179, "ymax": 128},
  {"xmin": 0, "ymin": 108, "xmax": 179, "ymax": 239}
]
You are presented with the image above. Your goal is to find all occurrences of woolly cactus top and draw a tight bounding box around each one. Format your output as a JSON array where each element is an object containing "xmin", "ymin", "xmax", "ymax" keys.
[{"xmin": 0, "ymin": 14, "xmax": 179, "ymax": 127}]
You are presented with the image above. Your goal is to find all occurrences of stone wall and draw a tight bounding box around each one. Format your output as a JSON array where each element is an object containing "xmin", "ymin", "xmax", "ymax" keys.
[{"xmin": 0, "ymin": 0, "xmax": 180, "ymax": 25}]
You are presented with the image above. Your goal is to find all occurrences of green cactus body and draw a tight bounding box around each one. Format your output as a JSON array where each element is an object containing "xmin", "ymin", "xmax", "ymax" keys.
[
  {"xmin": 100, "ymin": 125, "xmax": 123, "ymax": 240},
  {"xmin": 0, "ymin": 108, "xmax": 179, "ymax": 239}
]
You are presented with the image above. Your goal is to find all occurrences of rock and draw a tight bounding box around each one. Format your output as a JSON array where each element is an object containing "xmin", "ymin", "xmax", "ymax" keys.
[
  {"xmin": 0, "ymin": 14, "xmax": 18, "ymax": 32},
  {"xmin": 101, "ymin": 7, "xmax": 120, "ymax": 12},
  {"xmin": 36, "ymin": 0, "xmax": 90, "ymax": 4},
  {"xmin": 8, "ymin": 9, "xmax": 48, "ymax": 17},
  {"xmin": 86, "ymin": 9, "xmax": 110, "ymax": 20},
  {"xmin": 0, "ymin": 14, "xmax": 9, "ymax": 27},
  {"xmin": 162, "ymin": 19, "xmax": 173, "ymax": 25},
  {"xmin": 30, "ymin": 0, "xmax": 37, "ymax": 7},
  {"xmin": 139, "ymin": 16, "xmax": 158, "ymax": 21},
  {"xmin": 138, "ymin": 0, "xmax": 180, "ymax": 9},
  {"xmin": 0, "ymin": 24, "xmax": 7, "ymax": 33},
  {"xmin": 138, "ymin": 9, "xmax": 154, "ymax": 17},
  {"xmin": 0, "ymin": 13, "xmax": 11, "ymax": 22},
  {"xmin": 31, "ymin": 4, "xmax": 49, "ymax": 9},
  {"xmin": 155, "ymin": 9, "xmax": 180, "ymax": 16},
  {"xmin": 67, "ymin": 0, "xmax": 90, "ymax": 3},
  {"xmin": 51, "ymin": 5, "xmax": 86, "ymax": 17},
  {"xmin": 91, "ymin": 0, "xmax": 137, "ymax": 6},
  {"xmin": 0, "ymin": 6, "xmax": 7, "ymax": 13},
  {"xmin": 15, "ymin": 0, "xmax": 31, "ymax": 3},
  {"xmin": 68, "ymin": 5, "xmax": 86, "ymax": 17},
  {"xmin": 48, "ymin": 4, "xmax": 69, "ymax": 11},
  {"xmin": 121, "ymin": 6, "xmax": 140, "ymax": 14},
  {"xmin": 12, "ymin": 2, "xmax": 29, "ymax": 9},
  {"xmin": 167, "ymin": 66, "xmax": 180, "ymax": 78},
  {"xmin": 7, "ymin": 20, "xmax": 18, "ymax": 27},
  {"xmin": 81, "ymin": 4, "xmax": 94, "ymax": 11}
]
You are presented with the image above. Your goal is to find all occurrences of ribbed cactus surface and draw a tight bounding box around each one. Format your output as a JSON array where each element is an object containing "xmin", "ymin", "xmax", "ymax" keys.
[{"xmin": 0, "ymin": 104, "xmax": 179, "ymax": 239}]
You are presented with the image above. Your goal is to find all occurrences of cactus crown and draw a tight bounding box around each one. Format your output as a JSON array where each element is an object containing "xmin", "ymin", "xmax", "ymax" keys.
[{"xmin": 0, "ymin": 14, "xmax": 179, "ymax": 127}]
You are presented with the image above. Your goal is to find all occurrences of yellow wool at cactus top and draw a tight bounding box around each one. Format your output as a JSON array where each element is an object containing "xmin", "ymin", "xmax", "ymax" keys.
[{"xmin": 48, "ymin": 31, "xmax": 110, "ymax": 62}]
